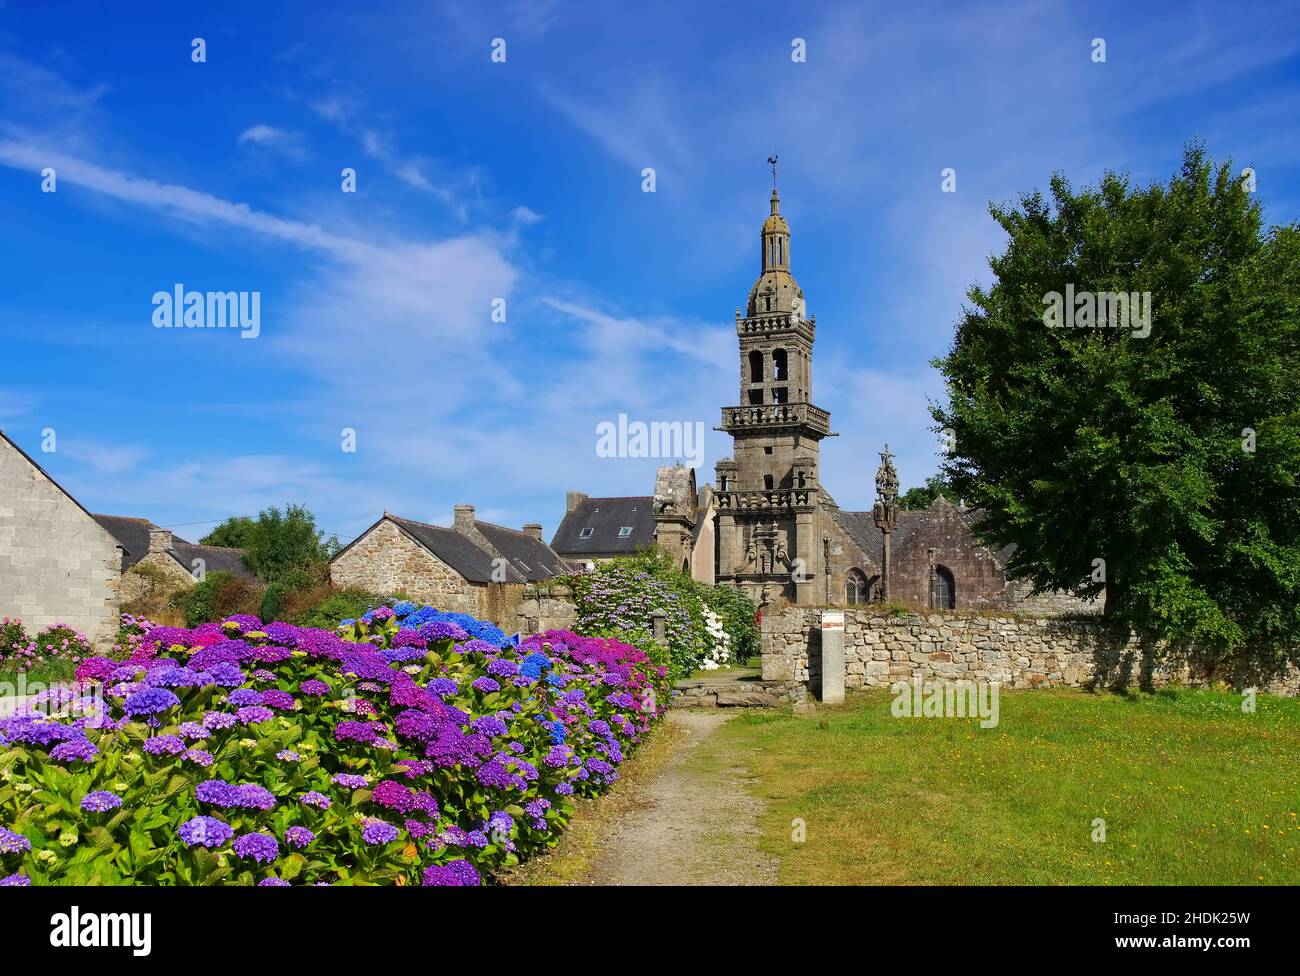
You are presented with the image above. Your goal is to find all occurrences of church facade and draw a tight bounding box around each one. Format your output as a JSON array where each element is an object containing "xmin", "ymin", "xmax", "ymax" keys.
[{"xmin": 554, "ymin": 180, "xmax": 1087, "ymax": 613}]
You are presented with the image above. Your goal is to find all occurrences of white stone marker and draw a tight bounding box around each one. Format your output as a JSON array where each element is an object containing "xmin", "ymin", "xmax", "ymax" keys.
[{"xmin": 820, "ymin": 610, "xmax": 846, "ymax": 704}]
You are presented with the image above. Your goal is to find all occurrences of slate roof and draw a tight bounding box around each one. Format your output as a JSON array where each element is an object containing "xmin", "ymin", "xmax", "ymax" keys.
[
  {"xmin": 828, "ymin": 500, "xmax": 1016, "ymax": 568},
  {"xmin": 473, "ymin": 520, "xmax": 566, "ymax": 582},
  {"xmin": 550, "ymin": 496, "xmax": 657, "ymax": 558},
  {"xmin": 92, "ymin": 513, "xmax": 258, "ymax": 580}
]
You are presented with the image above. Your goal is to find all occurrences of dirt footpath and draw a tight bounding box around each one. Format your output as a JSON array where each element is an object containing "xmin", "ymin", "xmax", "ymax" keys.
[{"xmin": 584, "ymin": 710, "xmax": 778, "ymax": 886}]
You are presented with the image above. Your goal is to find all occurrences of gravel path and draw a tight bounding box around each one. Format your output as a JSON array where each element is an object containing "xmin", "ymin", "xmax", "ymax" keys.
[{"xmin": 585, "ymin": 710, "xmax": 778, "ymax": 886}]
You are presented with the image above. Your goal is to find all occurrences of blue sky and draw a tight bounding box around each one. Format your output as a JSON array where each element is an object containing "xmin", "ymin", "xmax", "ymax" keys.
[{"xmin": 1, "ymin": 0, "xmax": 1298, "ymax": 546}]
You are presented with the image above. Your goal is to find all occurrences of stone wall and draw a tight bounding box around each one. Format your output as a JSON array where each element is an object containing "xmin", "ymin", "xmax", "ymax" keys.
[
  {"xmin": 508, "ymin": 582, "xmax": 577, "ymax": 635},
  {"xmin": 0, "ymin": 438, "xmax": 121, "ymax": 645},
  {"xmin": 111, "ymin": 551, "xmax": 196, "ymax": 607},
  {"xmin": 330, "ymin": 519, "xmax": 488, "ymax": 617},
  {"xmin": 762, "ymin": 606, "xmax": 1300, "ymax": 698}
]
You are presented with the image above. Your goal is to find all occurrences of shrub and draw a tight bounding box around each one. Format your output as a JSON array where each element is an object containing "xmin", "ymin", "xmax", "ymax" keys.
[
  {"xmin": 0, "ymin": 617, "xmax": 29, "ymax": 661},
  {"xmin": 283, "ymin": 586, "xmax": 390, "ymax": 631},
  {"xmin": 570, "ymin": 551, "xmax": 705, "ymax": 681},
  {"xmin": 0, "ymin": 603, "xmax": 666, "ymax": 886},
  {"xmin": 181, "ymin": 572, "xmax": 264, "ymax": 627}
]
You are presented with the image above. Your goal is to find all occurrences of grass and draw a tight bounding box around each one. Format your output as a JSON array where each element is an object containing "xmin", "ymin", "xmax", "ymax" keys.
[{"xmin": 713, "ymin": 686, "xmax": 1300, "ymax": 885}]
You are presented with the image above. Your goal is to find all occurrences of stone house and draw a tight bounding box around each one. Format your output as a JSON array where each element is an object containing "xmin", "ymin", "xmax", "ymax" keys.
[
  {"xmin": 330, "ymin": 505, "xmax": 569, "ymax": 626},
  {"xmin": 92, "ymin": 514, "xmax": 257, "ymax": 605},
  {"xmin": 0, "ymin": 429, "xmax": 121, "ymax": 644}
]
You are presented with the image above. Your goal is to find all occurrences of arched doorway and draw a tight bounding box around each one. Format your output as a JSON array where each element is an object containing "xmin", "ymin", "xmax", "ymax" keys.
[{"xmin": 931, "ymin": 565, "xmax": 956, "ymax": 609}]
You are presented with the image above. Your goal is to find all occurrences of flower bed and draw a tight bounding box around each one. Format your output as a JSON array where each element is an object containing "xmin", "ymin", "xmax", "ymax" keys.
[{"xmin": 0, "ymin": 605, "xmax": 667, "ymax": 886}]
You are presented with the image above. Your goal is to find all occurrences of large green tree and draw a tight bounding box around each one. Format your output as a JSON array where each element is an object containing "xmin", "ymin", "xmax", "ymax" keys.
[
  {"xmin": 204, "ymin": 505, "xmax": 337, "ymax": 585},
  {"xmin": 898, "ymin": 475, "xmax": 956, "ymax": 510},
  {"xmin": 932, "ymin": 144, "xmax": 1300, "ymax": 672},
  {"xmin": 200, "ymin": 516, "xmax": 256, "ymax": 549}
]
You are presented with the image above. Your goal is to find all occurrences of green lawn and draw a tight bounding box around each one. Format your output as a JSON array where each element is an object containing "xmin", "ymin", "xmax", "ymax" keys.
[{"xmin": 713, "ymin": 687, "xmax": 1300, "ymax": 885}]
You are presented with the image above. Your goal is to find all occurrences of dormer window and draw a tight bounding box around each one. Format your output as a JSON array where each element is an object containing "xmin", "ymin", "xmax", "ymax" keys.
[
  {"xmin": 618, "ymin": 526, "xmax": 633, "ymax": 538},
  {"xmin": 579, "ymin": 527, "xmax": 593, "ymax": 539}
]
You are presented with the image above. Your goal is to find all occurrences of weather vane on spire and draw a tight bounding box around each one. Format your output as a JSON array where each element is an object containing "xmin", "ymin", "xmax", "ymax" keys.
[{"xmin": 767, "ymin": 153, "xmax": 778, "ymax": 189}]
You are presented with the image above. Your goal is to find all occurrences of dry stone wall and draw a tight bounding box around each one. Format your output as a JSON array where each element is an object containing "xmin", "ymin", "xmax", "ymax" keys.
[{"xmin": 762, "ymin": 606, "xmax": 1300, "ymax": 698}]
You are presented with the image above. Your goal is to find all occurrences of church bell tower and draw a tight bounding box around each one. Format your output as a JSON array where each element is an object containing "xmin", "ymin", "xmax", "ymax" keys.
[{"xmin": 714, "ymin": 164, "xmax": 833, "ymax": 605}]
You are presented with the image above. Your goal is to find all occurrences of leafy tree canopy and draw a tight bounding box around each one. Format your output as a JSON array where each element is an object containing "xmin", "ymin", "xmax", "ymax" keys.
[
  {"xmin": 203, "ymin": 504, "xmax": 338, "ymax": 585},
  {"xmin": 932, "ymin": 143, "xmax": 1300, "ymax": 671},
  {"xmin": 898, "ymin": 476, "xmax": 957, "ymax": 510}
]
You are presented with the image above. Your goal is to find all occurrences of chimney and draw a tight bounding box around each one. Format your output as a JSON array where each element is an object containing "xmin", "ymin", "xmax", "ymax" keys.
[
  {"xmin": 452, "ymin": 504, "xmax": 476, "ymax": 533},
  {"xmin": 566, "ymin": 491, "xmax": 588, "ymax": 513},
  {"xmin": 148, "ymin": 527, "xmax": 173, "ymax": 554},
  {"xmin": 522, "ymin": 523, "xmax": 543, "ymax": 541}
]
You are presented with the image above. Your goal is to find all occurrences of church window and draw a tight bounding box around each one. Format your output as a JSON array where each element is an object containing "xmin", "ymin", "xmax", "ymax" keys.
[
  {"xmin": 778, "ymin": 238, "xmax": 784, "ymax": 265},
  {"xmin": 748, "ymin": 389, "xmax": 763, "ymax": 405},
  {"xmin": 579, "ymin": 527, "xmax": 593, "ymax": 539},
  {"xmin": 764, "ymin": 446, "xmax": 773, "ymax": 455},
  {"xmin": 845, "ymin": 569, "xmax": 869, "ymax": 605},
  {"xmin": 773, "ymin": 349, "xmax": 788, "ymax": 380},
  {"xmin": 932, "ymin": 566, "xmax": 956, "ymax": 609},
  {"xmin": 763, "ymin": 475, "xmax": 774, "ymax": 490},
  {"xmin": 748, "ymin": 350, "xmax": 764, "ymax": 382},
  {"xmin": 771, "ymin": 386, "xmax": 788, "ymax": 404},
  {"xmin": 618, "ymin": 526, "xmax": 633, "ymax": 538}
]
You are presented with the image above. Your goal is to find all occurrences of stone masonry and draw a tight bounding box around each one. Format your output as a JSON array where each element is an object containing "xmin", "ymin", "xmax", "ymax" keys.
[
  {"xmin": 330, "ymin": 518, "xmax": 490, "ymax": 617},
  {"xmin": 762, "ymin": 605, "xmax": 1300, "ymax": 698},
  {"xmin": 0, "ymin": 432, "xmax": 121, "ymax": 644}
]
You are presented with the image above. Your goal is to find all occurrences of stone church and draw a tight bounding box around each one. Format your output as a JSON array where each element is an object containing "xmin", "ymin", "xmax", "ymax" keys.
[{"xmin": 555, "ymin": 179, "xmax": 1088, "ymax": 613}]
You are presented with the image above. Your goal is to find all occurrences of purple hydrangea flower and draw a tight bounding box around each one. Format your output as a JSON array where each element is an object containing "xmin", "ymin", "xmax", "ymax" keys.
[
  {"xmin": 258, "ymin": 877, "xmax": 291, "ymax": 886},
  {"xmin": 184, "ymin": 749, "xmax": 214, "ymax": 767},
  {"xmin": 49, "ymin": 736, "xmax": 99, "ymax": 763},
  {"xmin": 285, "ymin": 826, "xmax": 315, "ymax": 849},
  {"xmin": 178, "ymin": 816, "xmax": 234, "ymax": 848},
  {"xmin": 202, "ymin": 711, "xmax": 237, "ymax": 729},
  {"xmin": 421, "ymin": 860, "xmax": 481, "ymax": 886},
  {"xmin": 143, "ymin": 735, "xmax": 186, "ymax": 756},
  {"xmin": 122, "ymin": 688, "xmax": 180, "ymax": 717},
  {"xmin": 178, "ymin": 722, "xmax": 211, "ymax": 740},
  {"xmin": 237, "ymin": 706, "xmax": 274, "ymax": 725},
  {"xmin": 0, "ymin": 873, "xmax": 31, "ymax": 886},
  {"xmin": 0, "ymin": 828, "xmax": 32, "ymax": 853},
  {"xmin": 361, "ymin": 820, "xmax": 400, "ymax": 845},
  {"xmin": 299, "ymin": 791, "xmax": 331, "ymax": 810},
  {"xmin": 299, "ymin": 679, "xmax": 330, "ymax": 696},
  {"xmin": 232, "ymin": 831, "xmax": 279, "ymax": 864},
  {"xmin": 331, "ymin": 773, "xmax": 369, "ymax": 789},
  {"xmin": 80, "ymin": 791, "xmax": 122, "ymax": 813},
  {"xmin": 471, "ymin": 677, "xmax": 500, "ymax": 694}
]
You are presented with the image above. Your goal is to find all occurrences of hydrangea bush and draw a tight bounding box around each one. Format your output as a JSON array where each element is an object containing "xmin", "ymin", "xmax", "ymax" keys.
[
  {"xmin": 0, "ymin": 619, "xmax": 90, "ymax": 682},
  {"xmin": 0, "ymin": 605, "xmax": 667, "ymax": 886}
]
